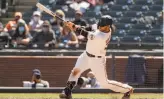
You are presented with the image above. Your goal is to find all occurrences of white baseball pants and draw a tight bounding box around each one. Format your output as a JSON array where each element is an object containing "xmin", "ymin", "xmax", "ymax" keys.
[{"xmin": 68, "ymin": 51, "xmax": 133, "ymax": 93}]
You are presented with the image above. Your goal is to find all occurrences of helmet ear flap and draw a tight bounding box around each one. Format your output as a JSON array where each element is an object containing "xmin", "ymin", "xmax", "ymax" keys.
[{"xmin": 110, "ymin": 24, "xmax": 116, "ymax": 33}]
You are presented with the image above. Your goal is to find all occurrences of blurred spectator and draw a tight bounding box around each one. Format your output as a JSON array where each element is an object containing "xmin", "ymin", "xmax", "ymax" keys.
[
  {"xmin": 23, "ymin": 69, "xmax": 49, "ymax": 88},
  {"xmin": 87, "ymin": 0, "xmax": 96, "ymax": 6},
  {"xmin": 157, "ymin": 10, "xmax": 163, "ymax": 25},
  {"xmin": 91, "ymin": 0, "xmax": 115, "ymax": 15},
  {"xmin": 0, "ymin": 0, "xmax": 8, "ymax": 16},
  {"xmin": 73, "ymin": 10, "xmax": 88, "ymax": 26},
  {"xmin": 72, "ymin": 10, "xmax": 88, "ymax": 41},
  {"xmin": 0, "ymin": 22, "xmax": 10, "ymax": 48},
  {"xmin": 104, "ymin": 0, "xmax": 115, "ymax": 4},
  {"xmin": 50, "ymin": 9, "xmax": 65, "ymax": 27},
  {"xmin": 70, "ymin": 0, "xmax": 90, "ymax": 13},
  {"xmin": 11, "ymin": 19, "xmax": 31, "ymax": 47},
  {"xmin": 133, "ymin": 11, "xmax": 163, "ymax": 26},
  {"xmin": 94, "ymin": 0, "xmax": 104, "ymax": 15},
  {"xmin": 56, "ymin": 0, "xmax": 69, "ymax": 5},
  {"xmin": 8, "ymin": 0, "xmax": 16, "ymax": 6},
  {"xmin": 0, "ymin": 22, "xmax": 3, "ymax": 33},
  {"xmin": 31, "ymin": 21, "xmax": 56, "ymax": 48},
  {"xmin": 4, "ymin": 12, "xmax": 29, "ymax": 33},
  {"xmin": 138, "ymin": 16, "xmax": 156, "ymax": 25},
  {"xmin": 77, "ymin": 71, "xmax": 100, "ymax": 88},
  {"xmin": 29, "ymin": 11, "xmax": 44, "ymax": 36},
  {"xmin": 50, "ymin": 9, "xmax": 65, "ymax": 38},
  {"xmin": 57, "ymin": 25, "xmax": 78, "ymax": 48}
]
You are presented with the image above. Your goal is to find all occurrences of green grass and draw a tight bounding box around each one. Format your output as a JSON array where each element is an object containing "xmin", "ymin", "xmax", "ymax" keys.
[{"xmin": 0, "ymin": 93, "xmax": 163, "ymax": 99}]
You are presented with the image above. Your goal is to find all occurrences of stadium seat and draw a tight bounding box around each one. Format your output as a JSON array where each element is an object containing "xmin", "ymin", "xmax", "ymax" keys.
[
  {"xmin": 133, "ymin": 24, "xmax": 153, "ymax": 30},
  {"xmin": 127, "ymin": 29, "xmax": 147, "ymax": 36},
  {"xmin": 85, "ymin": 17, "xmax": 97, "ymax": 24},
  {"xmin": 42, "ymin": 16, "xmax": 53, "ymax": 20},
  {"xmin": 39, "ymin": 0, "xmax": 50, "ymax": 5},
  {"xmin": 78, "ymin": 43, "xmax": 86, "ymax": 49},
  {"xmin": 23, "ymin": 11, "xmax": 33, "ymax": 18},
  {"xmin": 116, "ymin": 0, "xmax": 134, "ymax": 5},
  {"xmin": 113, "ymin": 29, "xmax": 127, "ymax": 37},
  {"xmin": 135, "ymin": 0, "xmax": 154, "ymax": 5},
  {"xmin": 112, "ymin": 18, "xmax": 118, "ymax": 23},
  {"xmin": 115, "ymin": 23, "xmax": 133, "ymax": 30},
  {"xmin": 102, "ymin": 11, "xmax": 123, "ymax": 17},
  {"xmin": 144, "ymin": 11, "xmax": 158, "ymax": 17},
  {"xmin": 147, "ymin": 29, "xmax": 163, "ymax": 36},
  {"xmin": 152, "ymin": 24, "xmax": 163, "ymax": 30},
  {"xmin": 42, "ymin": 12, "xmax": 52, "ymax": 18},
  {"xmin": 110, "ymin": 36, "xmax": 120, "ymax": 46},
  {"xmin": 120, "ymin": 36, "xmax": 141, "ymax": 45},
  {"xmin": 83, "ymin": 11, "xmax": 101, "ymax": 18},
  {"xmin": 52, "ymin": 5, "xmax": 63, "ymax": 10},
  {"xmin": 154, "ymin": 0, "xmax": 163, "ymax": 5},
  {"xmin": 124, "ymin": 11, "xmax": 143, "ymax": 17},
  {"xmin": 118, "ymin": 17, "xmax": 134, "ymax": 23},
  {"xmin": 101, "ymin": 4, "xmax": 110, "ymax": 11},
  {"xmin": 24, "ymin": 18, "xmax": 31, "ymax": 23},
  {"xmin": 149, "ymin": 5, "xmax": 163, "ymax": 11},
  {"xmin": 0, "ymin": 35, "xmax": 9, "ymax": 48},
  {"xmin": 110, "ymin": 5, "xmax": 130, "ymax": 11},
  {"xmin": 141, "ymin": 36, "xmax": 163, "ymax": 46},
  {"xmin": 64, "ymin": 11, "xmax": 75, "ymax": 18},
  {"xmin": 130, "ymin": 5, "xmax": 150, "ymax": 11}
]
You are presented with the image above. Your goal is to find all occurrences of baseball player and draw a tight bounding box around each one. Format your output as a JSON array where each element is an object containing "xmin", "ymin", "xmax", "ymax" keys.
[
  {"xmin": 23, "ymin": 69, "xmax": 49, "ymax": 88},
  {"xmin": 59, "ymin": 15, "xmax": 134, "ymax": 99}
]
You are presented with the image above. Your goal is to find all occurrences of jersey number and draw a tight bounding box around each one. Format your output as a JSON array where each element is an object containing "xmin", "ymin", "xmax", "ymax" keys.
[{"xmin": 89, "ymin": 34, "xmax": 95, "ymax": 40}]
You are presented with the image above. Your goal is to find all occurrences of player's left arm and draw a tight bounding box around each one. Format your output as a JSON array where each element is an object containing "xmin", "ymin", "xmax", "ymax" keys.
[{"xmin": 64, "ymin": 21, "xmax": 89, "ymax": 38}]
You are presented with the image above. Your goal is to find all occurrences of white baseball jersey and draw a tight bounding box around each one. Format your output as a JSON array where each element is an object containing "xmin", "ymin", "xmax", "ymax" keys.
[
  {"xmin": 86, "ymin": 30, "xmax": 111, "ymax": 56},
  {"xmin": 68, "ymin": 29, "xmax": 133, "ymax": 94}
]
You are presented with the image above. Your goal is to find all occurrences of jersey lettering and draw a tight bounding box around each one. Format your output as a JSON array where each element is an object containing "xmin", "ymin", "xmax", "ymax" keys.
[
  {"xmin": 89, "ymin": 34, "xmax": 95, "ymax": 40},
  {"xmin": 106, "ymin": 35, "xmax": 111, "ymax": 45}
]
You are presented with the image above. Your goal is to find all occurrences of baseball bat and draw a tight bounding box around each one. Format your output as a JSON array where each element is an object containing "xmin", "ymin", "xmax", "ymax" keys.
[
  {"xmin": 36, "ymin": 2, "xmax": 87, "ymax": 32},
  {"xmin": 36, "ymin": 2, "xmax": 64, "ymax": 21}
]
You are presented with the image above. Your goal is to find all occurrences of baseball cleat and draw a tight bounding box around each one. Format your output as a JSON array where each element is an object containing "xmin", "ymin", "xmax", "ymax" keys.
[
  {"xmin": 59, "ymin": 92, "xmax": 72, "ymax": 99},
  {"xmin": 122, "ymin": 88, "xmax": 134, "ymax": 99}
]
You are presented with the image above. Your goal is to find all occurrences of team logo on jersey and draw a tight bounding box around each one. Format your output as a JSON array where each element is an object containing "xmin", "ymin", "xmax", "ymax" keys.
[{"xmin": 89, "ymin": 34, "xmax": 95, "ymax": 40}]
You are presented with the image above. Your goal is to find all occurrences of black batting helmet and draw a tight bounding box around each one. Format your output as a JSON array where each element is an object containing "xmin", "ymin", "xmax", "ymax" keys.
[{"xmin": 98, "ymin": 15, "xmax": 113, "ymax": 27}]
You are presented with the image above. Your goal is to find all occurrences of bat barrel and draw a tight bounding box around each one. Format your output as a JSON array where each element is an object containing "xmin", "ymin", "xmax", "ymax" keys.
[{"xmin": 36, "ymin": 2, "xmax": 65, "ymax": 22}]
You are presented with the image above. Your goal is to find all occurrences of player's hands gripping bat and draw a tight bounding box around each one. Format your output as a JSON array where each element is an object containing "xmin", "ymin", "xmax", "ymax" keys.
[{"xmin": 64, "ymin": 21, "xmax": 78, "ymax": 31}]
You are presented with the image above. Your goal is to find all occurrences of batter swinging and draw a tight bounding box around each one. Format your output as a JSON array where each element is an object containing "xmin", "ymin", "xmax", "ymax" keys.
[{"xmin": 59, "ymin": 15, "xmax": 133, "ymax": 99}]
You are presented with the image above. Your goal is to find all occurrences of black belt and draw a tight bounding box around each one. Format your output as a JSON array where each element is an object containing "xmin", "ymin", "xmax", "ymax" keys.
[{"xmin": 86, "ymin": 51, "xmax": 102, "ymax": 58}]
